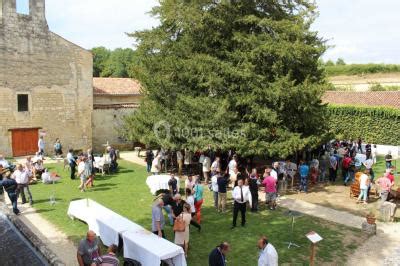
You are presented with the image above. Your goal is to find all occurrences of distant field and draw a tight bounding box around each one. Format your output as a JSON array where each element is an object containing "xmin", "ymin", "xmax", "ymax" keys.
[{"xmin": 328, "ymin": 73, "xmax": 400, "ymax": 91}]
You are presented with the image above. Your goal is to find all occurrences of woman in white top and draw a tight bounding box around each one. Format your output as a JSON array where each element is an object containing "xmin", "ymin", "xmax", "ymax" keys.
[
  {"xmin": 186, "ymin": 188, "xmax": 196, "ymax": 214},
  {"xmin": 185, "ymin": 188, "xmax": 201, "ymax": 232},
  {"xmin": 77, "ymin": 157, "xmax": 87, "ymax": 192},
  {"xmin": 174, "ymin": 203, "xmax": 192, "ymax": 257},
  {"xmin": 357, "ymin": 171, "xmax": 370, "ymax": 204}
]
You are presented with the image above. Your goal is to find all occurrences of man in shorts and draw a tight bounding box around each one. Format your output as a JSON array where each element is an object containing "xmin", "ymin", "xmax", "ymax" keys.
[{"xmin": 262, "ymin": 168, "xmax": 277, "ymax": 210}]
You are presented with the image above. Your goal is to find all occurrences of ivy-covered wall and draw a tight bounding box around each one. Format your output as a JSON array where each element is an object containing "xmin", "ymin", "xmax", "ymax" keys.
[{"xmin": 327, "ymin": 105, "xmax": 400, "ymax": 145}]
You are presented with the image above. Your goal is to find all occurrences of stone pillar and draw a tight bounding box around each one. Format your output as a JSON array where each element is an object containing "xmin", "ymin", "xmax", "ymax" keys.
[
  {"xmin": 2, "ymin": 0, "xmax": 16, "ymax": 15},
  {"xmin": 31, "ymin": 0, "xmax": 48, "ymax": 29},
  {"xmin": 362, "ymin": 221, "xmax": 377, "ymax": 235}
]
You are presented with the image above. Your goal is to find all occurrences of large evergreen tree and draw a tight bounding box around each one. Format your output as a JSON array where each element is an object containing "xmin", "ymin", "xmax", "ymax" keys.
[{"xmin": 123, "ymin": 0, "xmax": 329, "ymax": 158}]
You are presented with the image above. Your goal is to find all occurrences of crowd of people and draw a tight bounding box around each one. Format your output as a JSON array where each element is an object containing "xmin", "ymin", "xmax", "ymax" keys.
[
  {"xmin": 145, "ymin": 138, "xmax": 398, "ymax": 265},
  {"xmin": 2, "ymin": 136, "xmax": 397, "ymax": 265},
  {"xmin": 0, "ymin": 152, "xmax": 47, "ymax": 214},
  {"xmin": 150, "ymin": 151, "xmax": 282, "ymax": 265},
  {"xmin": 0, "ymin": 136, "xmax": 119, "ymax": 216}
]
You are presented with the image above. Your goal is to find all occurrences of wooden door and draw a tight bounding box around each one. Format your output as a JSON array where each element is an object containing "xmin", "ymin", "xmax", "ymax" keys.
[{"xmin": 11, "ymin": 129, "xmax": 39, "ymax": 157}]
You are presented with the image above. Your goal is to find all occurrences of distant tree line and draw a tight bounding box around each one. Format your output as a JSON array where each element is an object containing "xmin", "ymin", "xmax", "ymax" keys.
[
  {"xmin": 91, "ymin": 47, "xmax": 137, "ymax": 78},
  {"xmin": 320, "ymin": 58, "xmax": 400, "ymax": 76}
]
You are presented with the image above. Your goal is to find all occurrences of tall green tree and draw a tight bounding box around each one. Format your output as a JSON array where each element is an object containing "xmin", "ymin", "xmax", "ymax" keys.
[
  {"xmin": 91, "ymin": 47, "xmax": 137, "ymax": 78},
  {"xmin": 336, "ymin": 58, "xmax": 346, "ymax": 65},
  {"xmin": 123, "ymin": 0, "xmax": 329, "ymax": 158},
  {"xmin": 102, "ymin": 48, "xmax": 138, "ymax": 78},
  {"xmin": 92, "ymin": 46, "xmax": 111, "ymax": 77}
]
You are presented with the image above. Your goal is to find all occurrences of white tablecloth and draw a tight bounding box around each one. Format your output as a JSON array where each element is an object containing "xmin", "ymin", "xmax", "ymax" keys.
[
  {"xmin": 67, "ymin": 198, "xmax": 103, "ymax": 234},
  {"xmin": 93, "ymin": 156, "xmax": 110, "ymax": 169},
  {"xmin": 67, "ymin": 199, "xmax": 186, "ymax": 266},
  {"xmin": 123, "ymin": 230, "xmax": 186, "ymax": 266},
  {"xmin": 96, "ymin": 215, "xmax": 142, "ymax": 247},
  {"xmin": 146, "ymin": 175, "xmax": 180, "ymax": 195}
]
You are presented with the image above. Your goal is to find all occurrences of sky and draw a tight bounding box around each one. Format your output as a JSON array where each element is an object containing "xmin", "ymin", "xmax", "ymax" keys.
[{"xmin": 38, "ymin": 0, "xmax": 400, "ymax": 64}]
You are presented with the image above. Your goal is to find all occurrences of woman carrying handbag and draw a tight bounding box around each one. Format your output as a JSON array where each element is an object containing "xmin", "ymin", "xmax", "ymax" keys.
[{"xmin": 174, "ymin": 204, "xmax": 192, "ymax": 257}]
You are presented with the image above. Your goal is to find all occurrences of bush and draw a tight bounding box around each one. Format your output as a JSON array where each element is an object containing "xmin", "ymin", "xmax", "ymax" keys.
[
  {"xmin": 369, "ymin": 82, "xmax": 400, "ymax": 91},
  {"xmin": 328, "ymin": 105, "xmax": 400, "ymax": 145}
]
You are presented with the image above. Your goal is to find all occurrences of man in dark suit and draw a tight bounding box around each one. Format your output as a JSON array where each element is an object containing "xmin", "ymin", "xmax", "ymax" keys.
[
  {"xmin": 0, "ymin": 176, "xmax": 20, "ymax": 214},
  {"xmin": 209, "ymin": 242, "xmax": 230, "ymax": 266}
]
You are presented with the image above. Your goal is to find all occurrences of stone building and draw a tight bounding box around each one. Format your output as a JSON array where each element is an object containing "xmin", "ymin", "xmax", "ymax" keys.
[
  {"xmin": 0, "ymin": 0, "xmax": 93, "ymax": 156},
  {"xmin": 92, "ymin": 78, "xmax": 141, "ymax": 152}
]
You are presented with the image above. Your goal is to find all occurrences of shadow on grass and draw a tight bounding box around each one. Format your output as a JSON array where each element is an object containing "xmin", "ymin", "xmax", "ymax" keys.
[
  {"xmin": 31, "ymin": 198, "xmax": 62, "ymax": 204},
  {"xmin": 92, "ymin": 183, "xmax": 117, "ymax": 188}
]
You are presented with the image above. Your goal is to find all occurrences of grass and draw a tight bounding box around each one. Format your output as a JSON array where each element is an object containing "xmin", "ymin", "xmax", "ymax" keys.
[
  {"xmin": 372, "ymin": 156, "xmax": 400, "ymax": 187},
  {"xmin": 29, "ymin": 160, "xmax": 367, "ymax": 265}
]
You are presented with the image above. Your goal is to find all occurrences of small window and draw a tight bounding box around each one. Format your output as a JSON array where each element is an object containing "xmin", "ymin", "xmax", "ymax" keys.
[
  {"xmin": 16, "ymin": 0, "xmax": 30, "ymax": 15},
  {"xmin": 17, "ymin": 94, "xmax": 29, "ymax": 112}
]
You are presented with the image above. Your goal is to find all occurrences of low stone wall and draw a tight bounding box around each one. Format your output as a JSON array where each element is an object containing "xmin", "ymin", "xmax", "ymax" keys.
[{"xmin": 0, "ymin": 198, "xmax": 64, "ymax": 266}]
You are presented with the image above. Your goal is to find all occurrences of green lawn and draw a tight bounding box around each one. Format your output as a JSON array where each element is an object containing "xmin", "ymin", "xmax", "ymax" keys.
[
  {"xmin": 29, "ymin": 160, "xmax": 367, "ymax": 265},
  {"xmin": 373, "ymin": 156, "xmax": 400, "ymax": 187}
]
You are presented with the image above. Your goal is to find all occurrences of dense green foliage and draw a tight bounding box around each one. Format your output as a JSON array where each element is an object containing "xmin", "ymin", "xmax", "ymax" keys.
[
  {"xmin": 327, "ymin": 105, "xmax": 400, "ymax": 145},
  {"xmin": 325, "ymin": 63, "xmax": 400, "ymax": 76},
  {"xmin": 29, "ymin": 160, "xmax": 367, "ymax": 265},
  {"xmin": 91, "ymin": 47, "xmax": 137, "ymax": 78},
  {"xmin": 122, "ymin": 0, "xmax": 328, "ymax": 158}
]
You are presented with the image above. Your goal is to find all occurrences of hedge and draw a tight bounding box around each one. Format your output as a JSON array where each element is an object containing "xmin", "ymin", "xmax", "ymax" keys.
[{"xmin": 327, "ymin": 105, "xmax": 400, "ymax": 145}]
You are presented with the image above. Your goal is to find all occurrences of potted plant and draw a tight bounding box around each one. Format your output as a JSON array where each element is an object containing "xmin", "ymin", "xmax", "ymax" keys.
[{"xmin": 366, "ymin": 211, "xmax": 376, "ymax": 225}]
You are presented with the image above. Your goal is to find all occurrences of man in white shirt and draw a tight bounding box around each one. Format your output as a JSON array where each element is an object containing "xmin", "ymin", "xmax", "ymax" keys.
[
  {"xmin": 12, "ymin": 164, "xmax": 33, "ymax": 205},
  {"xmin": 228, "ymin": 155, "xmax": 237, "ymax": 177},
  {"xmin": 257, "ymin": 236, "xmax": 278, "ymax": 266},
  {"xmin": 211, "ymin": 157, "xmax": 220, "ymax": 175},
  {"xmin": 271, "ymin": 162, "xmax": 278, "ymax": 181},
  {"xmin": 211, "ymin": 171, "xmax": 220, "ymax": 210},
  {"xmin": 202, "ymin": 155, "xmax": 211, "ymax": 183},
  {"xmin": 231, "ymin": 179, "xmax": 252, "ymax": 229},
  {"xmin": 151, "ymin": 154, "xmax": 162, "ymax": 175},
  {"xmin": 38, "ymin": 136, "xmax": 45, "ymax": 155}
]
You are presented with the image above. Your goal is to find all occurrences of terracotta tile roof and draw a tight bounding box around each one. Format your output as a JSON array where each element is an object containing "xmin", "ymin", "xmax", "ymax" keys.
[
  {"xmin": 93, "ymin": 103, "xmax": 140, "ymax": 110},
  {"xmin": 93, "ymin": 78, "xmax": 141, "ymax": 95},
  {"xmin": 322, "ymin": 91, "xmax": 400, "ymax": 109}
]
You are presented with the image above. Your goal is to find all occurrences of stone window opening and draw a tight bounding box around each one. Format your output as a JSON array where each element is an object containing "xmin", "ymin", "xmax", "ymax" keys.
[
  {"xmin": 16, "ymin": 0, "xmax": 30, "ymax": 15},
  {"xmin": 17, "ymin": 94, "xmax": 29, "ymax": 112}
]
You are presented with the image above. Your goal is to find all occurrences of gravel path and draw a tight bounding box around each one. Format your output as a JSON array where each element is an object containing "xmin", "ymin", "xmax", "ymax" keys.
[
  {"xmin": 120, "ymin": 151, "xmax": 147, "ymax": 166},
  {"xmin": 276, "ymin": 197, "xmax": 400, "ymax": 266},
  {"xmin": 278, "ymin": 197, "xmax": 365, "ymax": 228},
  {"xmin": 346, "ymin": 223, "xmax": 400, "ymax": 266}
]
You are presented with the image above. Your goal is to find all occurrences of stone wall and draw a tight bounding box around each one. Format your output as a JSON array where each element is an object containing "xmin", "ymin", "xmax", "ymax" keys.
[
  {"xmin": 0, "ymin": 0, "xmax": 93, "ymax": 156},
  {"xmin": 92, "ymin": 108, "xmax": 136, "ymax": 153}
]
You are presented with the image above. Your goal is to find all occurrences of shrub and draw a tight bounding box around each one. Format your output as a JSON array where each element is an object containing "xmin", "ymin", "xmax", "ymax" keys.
[{"xmin": 369, "ymin": 82, "xmax": 400, "ymax": 91}]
